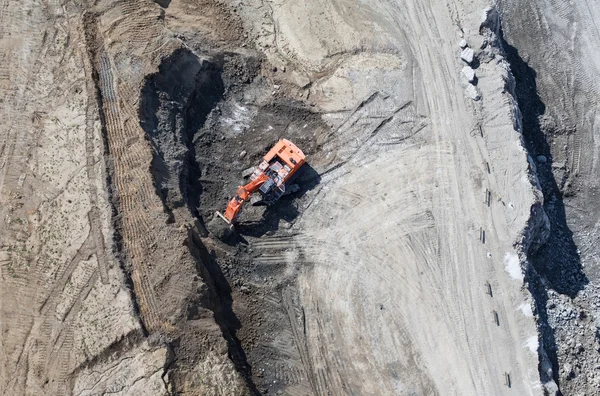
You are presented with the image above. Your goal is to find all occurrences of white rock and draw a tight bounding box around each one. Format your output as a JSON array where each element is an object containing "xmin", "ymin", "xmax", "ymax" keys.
[
  {"xmin": 459, "ymin": 39, "xmax": 468, "ymax": 49},
  {"xmin": 241, "ymin": 167, "xmax": 255, "ymax": 178},
  {"xmin": 461, "ymin": 47, "xmax": 475, "ymax": 64},
  {"xmin": 466, "ymin": 85, "xmax": 481, "ymax": 101},
  {"xmin": 462, "ymin": 66, "xmax": 476, "ymax": 83}
]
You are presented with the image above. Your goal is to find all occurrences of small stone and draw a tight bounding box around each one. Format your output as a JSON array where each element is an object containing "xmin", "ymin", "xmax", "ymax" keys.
[
  {"xmin": 242, "ymin": 167, "xmax": 255, "ymax": 178},
  {"xmin": 459, "ymin": 39, "xmax": 468, "ymax": 49},
  {"xmin": 461, "ymin": 47, "xmax": 475, "ymax": 64},
  {"xmin": 537, "ymin": 155, "xmax": 547, "ymax": 163},
  {"xmin": 462, "ymin": 66, "xmax": 476, "ymax": 83},
  {"xmin": 239, "ymin": 150, "xmax": 247, "ymax": 159},
  {"xmin": 272, "ymin": 66, "xmax": 278, "ymax": 72},
  {"xmin": 466, "ymin": 85, "xmax": 481, "ymax": 101}
]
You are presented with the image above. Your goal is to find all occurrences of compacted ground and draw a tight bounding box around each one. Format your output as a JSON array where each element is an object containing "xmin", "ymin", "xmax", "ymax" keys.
[{"xmin": 0, "ymin": 0, "xmax": 596, "ymax": 395}]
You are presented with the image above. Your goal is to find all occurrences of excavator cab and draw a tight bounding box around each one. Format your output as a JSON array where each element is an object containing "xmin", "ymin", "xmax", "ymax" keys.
[
  {"xmin": 207, "ymin": 139, "xmax": 306, "ymax": 240},
  {"xmin": 251, "ymin": 139, "xmax": 306, "ymax": 203}
]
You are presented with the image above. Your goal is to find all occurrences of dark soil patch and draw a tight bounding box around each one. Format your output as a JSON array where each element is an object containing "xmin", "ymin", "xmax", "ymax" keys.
[{"xmin": 139, "ymin": 45, "xmax": 326, "ymax": 394}]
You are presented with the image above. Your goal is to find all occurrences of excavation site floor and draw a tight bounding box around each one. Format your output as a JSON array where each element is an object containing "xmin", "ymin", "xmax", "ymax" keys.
[{"xmin": 0, "ymin": 0, "xmax": 598, "ymax": 395}]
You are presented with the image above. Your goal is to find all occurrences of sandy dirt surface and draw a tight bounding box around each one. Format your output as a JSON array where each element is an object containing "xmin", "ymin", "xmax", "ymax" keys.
[
  {"xmin": 1, "ymin": 0, "xmax": 588, "ymax": 395},
  {"xmin": 0, "ymin": 2, "xmax": 149, "ymax": 394},
  {"xmin": 0, "ymin": 1, "xmax": 246, "ymax": 395}
]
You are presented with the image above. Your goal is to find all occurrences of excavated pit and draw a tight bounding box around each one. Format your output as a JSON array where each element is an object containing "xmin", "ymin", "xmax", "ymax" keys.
[{"xmin": 139, "ymin": 46, "xmax": 326, "ymax": 393}]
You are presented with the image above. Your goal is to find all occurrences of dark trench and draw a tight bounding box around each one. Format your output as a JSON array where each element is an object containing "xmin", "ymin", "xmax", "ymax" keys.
[
  {"xmin": 139, "ymin": 48, "xmax": 223, "ymax": 220},
  {"xmin": 138, "ymin": 48, "xmax": 259, "ymax": 394},
  {"xmin": 499, "ymin": 26, "xmax": 588, "ymax": 394}
]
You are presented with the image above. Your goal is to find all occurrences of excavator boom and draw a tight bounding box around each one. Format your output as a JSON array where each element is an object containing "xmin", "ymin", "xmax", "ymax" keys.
[{"xmin": 223, "ymin": 173, "xmax": 269, "ymax": 222}]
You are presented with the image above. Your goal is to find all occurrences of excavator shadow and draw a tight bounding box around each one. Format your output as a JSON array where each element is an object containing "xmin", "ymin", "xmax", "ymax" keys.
[{"xmin": 232, "ymin": 163, "xmax": 321, "ymax": 240}]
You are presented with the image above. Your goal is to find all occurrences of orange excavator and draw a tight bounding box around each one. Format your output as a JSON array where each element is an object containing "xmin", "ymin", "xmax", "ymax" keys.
[{"xmin": 207, "ymin": 139, "xmax": 306, "ymax": 239}]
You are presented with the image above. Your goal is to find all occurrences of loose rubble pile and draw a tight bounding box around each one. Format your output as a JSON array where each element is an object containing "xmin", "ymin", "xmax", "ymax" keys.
[{"xmin": 459, "ymin": 39, "xmax": 480, "ymax": 100}]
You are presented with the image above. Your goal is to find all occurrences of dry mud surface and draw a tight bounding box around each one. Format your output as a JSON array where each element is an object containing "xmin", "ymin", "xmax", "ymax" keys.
[{"xmin": 0, "ymin": 0, "xmax": 596, "ymax": 395}]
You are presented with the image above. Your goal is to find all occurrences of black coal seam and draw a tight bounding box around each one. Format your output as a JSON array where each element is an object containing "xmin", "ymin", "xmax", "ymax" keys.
[
  {"xmin": 83, "ymin": 11, "xmax": 148, "ymax": 337},
  {"xmin": 497, "ymin": 21, "xmax": 588, "ymax": 395}
]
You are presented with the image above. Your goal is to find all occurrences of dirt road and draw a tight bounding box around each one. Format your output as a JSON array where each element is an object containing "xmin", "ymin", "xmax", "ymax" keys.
[{"xmin": 263, "ymin": 1, "xmax": 543, "ymax": 394}]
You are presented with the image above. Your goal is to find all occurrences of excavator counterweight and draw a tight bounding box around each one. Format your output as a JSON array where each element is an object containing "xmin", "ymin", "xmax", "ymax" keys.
[{"xmin": 207, "ymin": 139, "xmax": 306, "ymax": 240}]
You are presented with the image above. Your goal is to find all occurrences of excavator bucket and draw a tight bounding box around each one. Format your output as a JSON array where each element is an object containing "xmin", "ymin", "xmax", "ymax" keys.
[{"xmin": 206, "ymin": 211, "xmax": 234, "ymax": 240}]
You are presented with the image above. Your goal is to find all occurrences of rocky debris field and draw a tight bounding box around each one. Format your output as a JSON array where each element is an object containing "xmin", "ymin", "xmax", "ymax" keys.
[{"xmin": 0, "ymin": 0, "xmax": 599, "ymax": 395}]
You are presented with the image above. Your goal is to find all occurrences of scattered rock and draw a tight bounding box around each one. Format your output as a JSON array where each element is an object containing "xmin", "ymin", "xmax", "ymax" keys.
[
  {"xmin": 242, "ymin": 167, "xmax": 255, "ymax": 178},
  {"xmin": 459, "ymin": 39, "xmax": 468, "ymax": 49},
  {"xmin": 466, "ymin": 85, "xmax": 481, "ymax": 100},
  {"xmin": 461, "ymin": 66, "xmax": 476, "ymax": 83},
  {"xmin": 461, "ymin": 47, "xmax": 475, "ymax": 64}
]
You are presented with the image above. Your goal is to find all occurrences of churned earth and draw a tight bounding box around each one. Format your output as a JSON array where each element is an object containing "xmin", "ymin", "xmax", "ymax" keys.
[{"xmin": 0, "ymin": 0, "xmax": 595, "ymax": 395}]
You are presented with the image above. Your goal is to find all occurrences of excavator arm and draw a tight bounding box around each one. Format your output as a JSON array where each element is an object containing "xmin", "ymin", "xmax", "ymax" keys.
[
  {"xmin": 223, "ymin": 172, "xmax": 269, "ymax": 222},
  {"xmin": 207, "ymin": 139, "xmax": 306, "ymax": 240}
]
